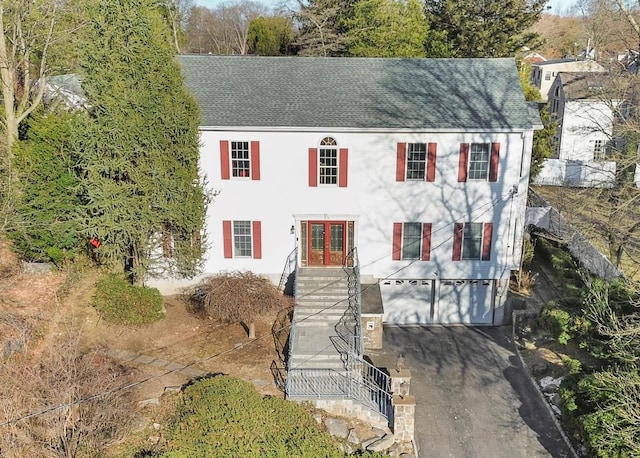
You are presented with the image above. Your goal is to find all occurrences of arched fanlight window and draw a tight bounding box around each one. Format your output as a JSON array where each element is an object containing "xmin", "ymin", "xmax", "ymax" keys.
[{"xmin": 319, "ymin": 137, "xmax": 338, "ymax": 184}]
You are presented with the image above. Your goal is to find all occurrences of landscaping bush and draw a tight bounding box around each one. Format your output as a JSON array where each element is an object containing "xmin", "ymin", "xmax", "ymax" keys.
[
  {"xmin": 562, "ymin": 355, "xmax": 582, "ymax": 375},
  {"xmin": 576, "ymin": 369, "xmax": 640, "ymax": 457},
  {"xmin": 539, "ymin": 303, "xmax": 571, "ymax": 344},
  {"xmin": 93, "ymin": 274, "xmax": 164, "ymax": 324},
  {"xmin": 159, "ymin": 375, "xmax": 385, "ymax": 457}
]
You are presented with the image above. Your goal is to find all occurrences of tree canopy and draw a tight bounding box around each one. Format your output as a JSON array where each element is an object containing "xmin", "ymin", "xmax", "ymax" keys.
[
  {"xmin": 72, "ymin": 0, "xmax": 207, "ymax": 284},
  {"xmin": 247, "ymin": 16, "xmax": 295, "ymax": 55},
  {"xmin": 343, "ymin": 0, "xmax": 428, "ymax": 57},
  {"xmin": 425, "ymin": 0, "xmax": 549, "ymax": 57}
]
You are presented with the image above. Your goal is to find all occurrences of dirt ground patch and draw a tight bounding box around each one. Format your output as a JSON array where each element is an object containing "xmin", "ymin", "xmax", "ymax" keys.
[{"xmin": 1, "ymin": 267, "xmax": 286, "ymax": 404}]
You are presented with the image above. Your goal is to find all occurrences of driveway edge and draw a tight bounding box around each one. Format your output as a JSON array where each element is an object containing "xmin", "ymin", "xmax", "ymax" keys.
[{"xmin": 511, "ymin": 311, "xmax": 579, "ymax": 458}]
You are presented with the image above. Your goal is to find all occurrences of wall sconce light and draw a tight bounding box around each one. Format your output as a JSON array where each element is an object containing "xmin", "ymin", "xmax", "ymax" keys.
[{"xmin": 290, "ymin": 225, "xmax": 295, "ymax": 235}]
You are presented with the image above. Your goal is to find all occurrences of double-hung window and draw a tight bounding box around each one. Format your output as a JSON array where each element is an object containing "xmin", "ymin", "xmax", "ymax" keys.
[
  {"xmin": 468, "ymin": 143, "xmax": 490, "ymax": 180},
  {"xmin": 219, "ymin": 140, "xmax": 260, "ymax": 180},
  {"xmin": 406, "ymin": 143, "xmax": 427, "ymax": 180},
  {"xmin": 231, "ymin": 141, "xmax": 250, "ymax": 177},
  {"xmin": 392, "ymin": 222, "xmax": 432, "ymax": 261},
  {"xmin": 593, "ymin": 139, "xmax": 606, "ymax": 161},
  {"xmin": 452, "ymin": 222, "xmax": 493, "ymax": 261},
  {"xmin": 222, "ymin": 220, "xmax": 262, "ymax": 259},
  {"xmin": 233, "ymin": 221, "xmax": 252, "ymax": 257},
  {"xmin": 458, "ymin": 142, "xmax": 500, "ymax": 182},
  {"xmin": 396, "ymin": 142, "xmax": 437, "ymax": 182},
  {"xmin": 308, "ymin": 137, "xmax": 349, "ymax": 187}
]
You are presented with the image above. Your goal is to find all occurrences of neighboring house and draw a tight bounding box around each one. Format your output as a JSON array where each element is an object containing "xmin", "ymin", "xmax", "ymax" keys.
[
  {"xmin": 523, "ymin": 52, "xmax": 547, "ymax": 64},
  {"xmin": 154, "ymin": 56, "xmax": 541, "ymax": 328},
  {"xmin": 41, "ymin": 74, "xmax": 87, "ymax": 110},
  {"xmin": 534, "ymin": 72, "xmax": 618, "ymax": 187},
  {"xmin": 530, "ymin": 58, "xmax": 606, "ymax": 102}
]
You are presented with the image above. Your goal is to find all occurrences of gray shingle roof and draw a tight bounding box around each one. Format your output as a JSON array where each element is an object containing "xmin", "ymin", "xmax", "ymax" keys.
[{"xmin": 177, "ymin": 56, "xmax": 536, "ymax": 130}]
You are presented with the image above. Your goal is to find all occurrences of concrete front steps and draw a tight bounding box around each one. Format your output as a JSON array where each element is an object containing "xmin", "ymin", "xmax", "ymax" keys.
[{"xmin": 289, "ymin": 267, "xmax": 353, "ymax": 372}]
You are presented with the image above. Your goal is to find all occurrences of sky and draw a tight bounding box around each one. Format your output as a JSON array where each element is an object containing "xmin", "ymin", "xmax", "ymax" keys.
[{"xmin": 194, "ymin": 0, "xmax": 579, "ymax": 16}]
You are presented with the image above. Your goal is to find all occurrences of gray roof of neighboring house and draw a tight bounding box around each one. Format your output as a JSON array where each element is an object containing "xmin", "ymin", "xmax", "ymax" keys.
[
  {"xmin": 558, "ymin": 72, "xmax": 612, "ymax": 99},
  {"xmin": 177, "ymin": 55, "xmax": 538, "ymax": 131},
  {"xmin": 43, "ymin": 74, "xmax": 87, "ymax": 109}
]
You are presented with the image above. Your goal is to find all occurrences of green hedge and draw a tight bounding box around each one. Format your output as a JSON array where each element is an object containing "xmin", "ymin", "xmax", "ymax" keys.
[
  {"xmin": 159, "ymin": 376, "xmax": 385, "ymax": 457},
  {"xmin": 93, "ymin": 274, "xmax": 164, "ymax": 324}
]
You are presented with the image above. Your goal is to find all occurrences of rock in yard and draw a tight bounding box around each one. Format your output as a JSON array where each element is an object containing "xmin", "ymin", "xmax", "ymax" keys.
[
  {"xmin": 530, "ymin": 362, "xmax": 549, "ymax": 376},
  {"xmin": 367, "ymin": 433, "xmax": 396, "ymax": 452},
  {"xmin": 138, "ymin": 398, "xmax": 160, "ymax": 408},
  {"xmin": 347, "ymin": 428, "xmax": 360, "ymax": 444},
  {"xmin": 325, "ymin": 418, "xmax": 349, "ymax": 439}
]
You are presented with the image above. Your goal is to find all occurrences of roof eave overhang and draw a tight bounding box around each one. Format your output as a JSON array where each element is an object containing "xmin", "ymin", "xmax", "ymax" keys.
[{"xmin": 198, "ymin": 125, "xmax": 534, "ymax": 134}]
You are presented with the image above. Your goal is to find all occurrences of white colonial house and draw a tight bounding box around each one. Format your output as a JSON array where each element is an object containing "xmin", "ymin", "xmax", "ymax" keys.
[
  {"xmin": 153, "ymin": 56, "xmax": 541, "ymax": 330},
  {"xmin": 530, "ymin": 58, "xmax": 606, "ymax": 102},
  {"xmin": 534, "ymin": 72, "xmax": 618, "ymax": 187}
]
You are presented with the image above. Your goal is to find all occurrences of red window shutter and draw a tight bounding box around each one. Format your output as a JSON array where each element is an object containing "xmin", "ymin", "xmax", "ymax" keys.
[
  {"xmin": 308, "ymin": 148, "xmax": 318, "ymax": 187},
  {"xmin": 458, "ymin": 143, "xmax": 469, "ymax": 182},
  {"xmin": 252, "ymin": 221, "xmax": 262, "ymax": 259},
  {"xmin": 482, "ymin": 223, "xmax": 493, "ymax": 261},
  {"xmin": 392, "ymin": 223, "xmax": 403, "ymax": 260},
  {"xmin": 250, "ymin": 141, "xmax": 260, "ymax": 180},
  {"xmin": 220, "ymin": 140, "xmax": 230, "ymax": 180},
  {"xmin": 339, "ymin": 148, "xmax": 348, "ymax": 187},
  {"xmin": 452, "ymin": 223, "xmax": 463, "ymax": 261},
  {"xmin": 426, "ymin": 142, "xmax": 437, "ymax": 182},
  {"xmin": 421, "ymin": 223, "xmax": 432, "ymax": 261},
  {"xmin": 489, "ymin": 142, "xmax": 500, "ymax": 182},
  {"xmin": 223, "ymin": 220, "xmax": 232, "ymax": 258},
  {"xmin": 396, "ymin": 143, "xmax": 406, "ymax": 182}
]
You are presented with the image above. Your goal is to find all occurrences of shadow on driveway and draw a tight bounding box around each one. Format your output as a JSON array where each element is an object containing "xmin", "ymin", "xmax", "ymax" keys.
[{"xmin": 366, "ymin": 326, "xmax": 573, "ymax": 458}]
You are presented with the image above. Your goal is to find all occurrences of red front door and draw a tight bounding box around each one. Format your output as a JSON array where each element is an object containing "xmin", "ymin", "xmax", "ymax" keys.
[{"xmin": 308, "ymin": 221, "xmax": 345, "ymax": 266}]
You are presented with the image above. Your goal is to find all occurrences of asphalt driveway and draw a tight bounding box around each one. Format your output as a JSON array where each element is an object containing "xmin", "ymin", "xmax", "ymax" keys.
[{"xmin": 367, "ymin": 326, "xmax": 574, "ymax": 458}]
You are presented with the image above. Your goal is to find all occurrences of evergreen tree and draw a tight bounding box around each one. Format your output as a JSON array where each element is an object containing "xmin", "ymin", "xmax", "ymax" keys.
[
  {"xmin": 425, "ymin": 0, "xmax": 549, "ymax": 57},
  {"xmin": 247, "ymin": 16, "xmax": 295, "ymax": 55},
  {"xmin": 8, "ymin": 110, "xmax": 83, "ymax": 265},
  {"xmin": 73, "ymin": 0, "xmax": 208, "ymax": 284},
  {"xmin": 344, "ymin": 0, "xmax": 427, "ymax": 57}
]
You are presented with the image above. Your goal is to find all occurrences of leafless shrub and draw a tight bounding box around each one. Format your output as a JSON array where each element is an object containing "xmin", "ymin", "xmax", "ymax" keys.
[
  {"xmin": 0, "ymin": 235, "xmax": 21, "ymax": 280},
  {"xmin": 0, "ymin": 331, "xmax": 135, "ymax": 457},
  {"xmin": 512, "ymin": 270, "xmax": 538, "ymax": 296},
  {"xmin": 0, "ymin": 310, "xmax": 33, "ymax": 359},
  {"xmin": 184, "ymin": 271, "xmax": 290, "ymax": 338}
]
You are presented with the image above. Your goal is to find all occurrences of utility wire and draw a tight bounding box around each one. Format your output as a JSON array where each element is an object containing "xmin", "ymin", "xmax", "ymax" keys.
[{"xmin": 0, "ymin": 189, "xmax": 517, "ymax": 426}]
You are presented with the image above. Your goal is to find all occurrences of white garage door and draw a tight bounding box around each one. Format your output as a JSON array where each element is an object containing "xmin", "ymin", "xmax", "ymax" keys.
[
  {"xmin": 380, "ymin": 279, "xmax": 434, "ymax": 325},
  {"xmin": 437, "ymin": 280, "xmax": 494, "ymax": 324}
]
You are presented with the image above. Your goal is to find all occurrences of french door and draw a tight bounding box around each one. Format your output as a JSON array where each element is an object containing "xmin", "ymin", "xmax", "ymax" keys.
[{"xmin": 308, "ymin": 221, "xmax": 346, "ymax": 266}]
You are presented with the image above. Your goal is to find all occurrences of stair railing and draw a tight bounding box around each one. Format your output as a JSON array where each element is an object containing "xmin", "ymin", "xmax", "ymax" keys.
[{"xmin": 278, "ymin": 247, "xmax": 298, "ymax": 295}]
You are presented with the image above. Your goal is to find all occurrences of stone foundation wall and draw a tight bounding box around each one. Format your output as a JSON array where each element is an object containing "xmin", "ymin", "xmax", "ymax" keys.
[{"xmin": 312, "ymin": 399, "xmax": 389, "ymax": 430}]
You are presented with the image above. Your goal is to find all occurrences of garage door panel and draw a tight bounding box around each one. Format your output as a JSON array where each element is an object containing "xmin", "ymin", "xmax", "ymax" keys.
[
  {"xmin": 437, "ymin": 280, "xmax": 493, "ymax": 324},
  {"xmin": 381, "ymin": 280, "xmax": 433, "ymax": 325}
]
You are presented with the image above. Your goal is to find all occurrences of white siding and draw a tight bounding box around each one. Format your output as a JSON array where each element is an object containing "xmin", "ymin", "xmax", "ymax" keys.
[
  {"xmin": 197, "ymin": 130, "xmax": 529, "ymax": 282},
  {"xmin": 558, "ymin": 100, "xmax": 613, "ymax": 162}
]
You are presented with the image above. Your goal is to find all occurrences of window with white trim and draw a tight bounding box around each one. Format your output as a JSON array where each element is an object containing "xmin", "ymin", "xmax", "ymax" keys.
[
  {"xmin": 468, "ymin": 143, "xmax": 490, "ymax": 180},
  {"xmin": 594, "ymin": 139, "xmax": 606, "ymax": 161},
  {"xmin": 231, "ymin": 141, "xmax": 250, "ymax": 177},
  {"xmin": 453, "ymin": 222, "xmax": 492, "ymax": 261},
  {"xmin": 233, "ymin": 221, "xmax": 252, "ymax": 257},
  {"xmin": 392, "ymin": 222, "xmax": 431, "ymax": 261},
  {"xmin": 402, "ymin": 222, "xmax": 422, "ymax": 259},
  {"xmin": 462, "ymin": 223, "xmax": 483, "ymax": 260},
  {"xmin": 319, "ymin": 137, "xmax": 338, "ymax": 185},
  {"xmin": 406, "ymin": 143, "xmax": 427, "ymax": 180}
]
